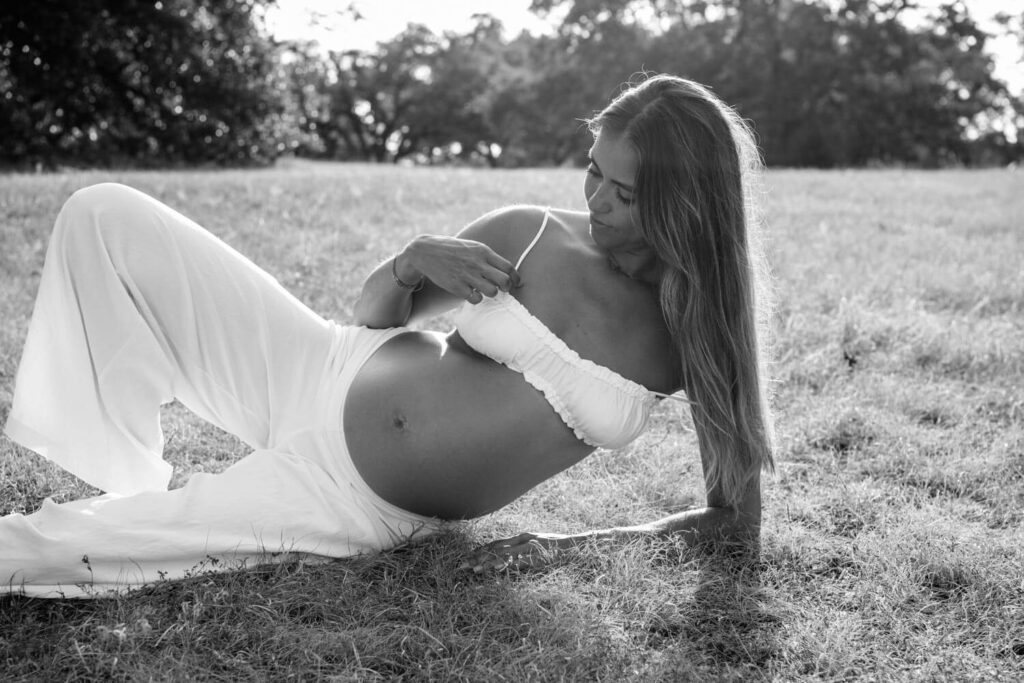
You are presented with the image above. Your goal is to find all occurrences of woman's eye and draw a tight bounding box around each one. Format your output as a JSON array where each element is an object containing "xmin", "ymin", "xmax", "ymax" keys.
[{"xmin": 588, "ymin": 163, "xmax": 631, "ymax": 203}]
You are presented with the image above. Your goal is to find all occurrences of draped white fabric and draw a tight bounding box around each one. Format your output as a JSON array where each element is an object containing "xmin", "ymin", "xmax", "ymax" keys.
[{"xmin": 2, "ymin": 184, "xmax": 440, "ymax": 598}]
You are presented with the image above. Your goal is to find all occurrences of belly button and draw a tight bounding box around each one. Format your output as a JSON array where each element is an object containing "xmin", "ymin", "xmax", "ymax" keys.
[{"xmin": 391, "ymin": 411, "xmax": 409, "ymax": 431}]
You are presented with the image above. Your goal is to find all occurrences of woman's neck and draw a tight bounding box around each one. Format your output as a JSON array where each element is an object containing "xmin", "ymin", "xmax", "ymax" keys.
[{"xmin": 607, "ymin": 250, "xmax": 662, "ymax": 286}]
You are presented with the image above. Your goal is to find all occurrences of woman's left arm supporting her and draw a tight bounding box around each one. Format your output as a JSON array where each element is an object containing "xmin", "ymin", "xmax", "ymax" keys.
[{"xmin": 460, "ymin": 471, "xmax": 762, "ymax": 573}]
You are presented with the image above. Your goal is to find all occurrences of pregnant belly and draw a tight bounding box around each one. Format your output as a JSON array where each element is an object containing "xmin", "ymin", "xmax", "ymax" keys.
[{"xmin": 342, "ymin": 330, "xmax": 591, "ymax": 519}]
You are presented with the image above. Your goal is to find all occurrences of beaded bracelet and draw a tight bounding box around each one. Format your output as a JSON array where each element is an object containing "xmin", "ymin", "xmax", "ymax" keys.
[{"xmin": 391, "ymin": 255, "xmax": 425, "ymax": 292}]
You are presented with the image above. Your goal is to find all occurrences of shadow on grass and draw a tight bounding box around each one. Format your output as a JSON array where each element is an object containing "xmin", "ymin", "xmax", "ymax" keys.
[
  {"xmin": 690, "ymin": 555, "xmax": 779, "ymax": 663},
  {"xmin": 630, "ymin": 546, "xmax": 782, "ymax": 679},
  {"xmin": 0, "ymin": 532, "xmax": 784, "ymax": 680}
]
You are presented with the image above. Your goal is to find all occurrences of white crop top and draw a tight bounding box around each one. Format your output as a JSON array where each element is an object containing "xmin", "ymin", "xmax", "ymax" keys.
[{"xmin": 452, "ymin": 210, "xmax": 682, "ymax": 449}]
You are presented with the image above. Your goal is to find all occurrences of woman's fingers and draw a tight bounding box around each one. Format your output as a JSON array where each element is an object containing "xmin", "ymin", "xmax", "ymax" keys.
[
  {"xmin": 459, "ymin": 533, "xmax": 564, "ymax": 573},
  {"xmin": 460, "ymin": 245, "xmax": 519, "ymax": 295},
  {"xmin": 477, "ymin": 261, "xmax": 519, "ymax": 293},
  {"xmin": 485, "ymin": 252, "xmax": 522, "ymax": 290},
  {"xmin": 461, "ymin": 263, "xmax": 520, "ymax": 303},
  {"xmin": 404, "ymin": 236, "xmax": 522, "ymax": 302}
]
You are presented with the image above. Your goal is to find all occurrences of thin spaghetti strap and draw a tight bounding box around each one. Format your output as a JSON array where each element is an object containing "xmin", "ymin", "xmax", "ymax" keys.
[
  {"xmin": 652, "ymin": 391, "xmax": 692, "ymax": 404},
  {"xmin": 514, "ymin": 208, "xmax": 551, "ymax": 270}
]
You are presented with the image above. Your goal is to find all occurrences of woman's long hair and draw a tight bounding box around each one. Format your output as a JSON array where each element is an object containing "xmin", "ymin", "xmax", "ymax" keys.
[{"xmin": 590, "ymin": 74, "xmax": 774, "ymax": 509}]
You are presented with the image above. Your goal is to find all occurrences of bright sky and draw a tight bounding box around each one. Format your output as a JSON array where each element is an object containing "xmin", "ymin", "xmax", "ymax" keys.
[
  {"xmin": 264, "ymin": 0, "xmax": 554, "ymax": 48},
  {"xmin": 264, "ymin": 0, "xmax": 1021, "ymax": 93}
]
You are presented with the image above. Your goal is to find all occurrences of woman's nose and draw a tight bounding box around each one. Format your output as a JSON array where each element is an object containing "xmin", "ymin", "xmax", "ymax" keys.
[{"xmin": 587, "ymin": 184, "xmax": 609, "ymax": 213}]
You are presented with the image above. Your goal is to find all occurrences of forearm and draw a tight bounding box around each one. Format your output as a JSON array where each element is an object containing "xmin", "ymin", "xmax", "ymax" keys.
[
  {"xmin": 596, "ymin": 506, "xmax": 760, "ymax": 547},
  {"xmin": 352, "ymin": 247, "xmax": 420, "ymax": 328},
  {"xmin": 352, "ymin": 231, "xmax": 517, "ymax": 328},
  {"xmin": 463, "ymin": 506, "xmax": 761, "ymax": 573}
]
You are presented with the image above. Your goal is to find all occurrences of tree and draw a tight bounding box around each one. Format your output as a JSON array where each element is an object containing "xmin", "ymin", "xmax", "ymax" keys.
[
  {"xmin": 286, "ymin": 24, "xmax": 474, "ymax": 163},
  {"xmin": 0, "ymin": 0, "xmax": 290, "ymax": 167},
  {"xmin": 286, "ymin": 17, "xmax": 545, "ymax": 166},
  {"xmin": 530, "ymin": 0, "xmax": 1018, "ymax": 166},
  {"xmin": 486, "ymin": 2, "xmax": 653, "ymax": 166},
  {"xmin": 407, "ymin": 15, "xmax": 510, "ymax": 166}
]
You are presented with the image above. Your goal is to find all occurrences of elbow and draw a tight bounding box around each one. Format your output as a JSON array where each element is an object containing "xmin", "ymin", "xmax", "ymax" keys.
[
  {"xmin": 707, "ymin": 504, "xmax": 759, "ymax": 537},
  {"xmin": 698, "ymin": 494, "xmax": 761, "ymax": 550},
  {"xmin": 714, "ymin": 504, "xmax": 761, "ymax": 554},
  {"xmin": 351, "ymin": 297, "xmax": 374, "ymax": 328},
  {"xmin": 352, "ymin": 294, "xmax": 401, "ymax": 329},
  {"xmin": 706, "ymin": 473, "xmax": 762, "ymax": 536},
  {"xmin": 353, "ymin": 314, "xmax": 395, "ymax": 330}
]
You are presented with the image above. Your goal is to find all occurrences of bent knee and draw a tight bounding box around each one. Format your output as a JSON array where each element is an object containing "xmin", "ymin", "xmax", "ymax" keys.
[
  {"xmin": 63, "ymin": 182, "xmax": 143, "ymax": 215},
  {"xmin": 56, "ymin": 183, "xmax": 163, "ymax": 247}
]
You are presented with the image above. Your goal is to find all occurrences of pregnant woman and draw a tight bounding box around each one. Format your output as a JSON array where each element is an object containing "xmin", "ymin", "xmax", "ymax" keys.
[{"xmin": 1, "ymin": 74, "xmax": 774, "ymax": 597}]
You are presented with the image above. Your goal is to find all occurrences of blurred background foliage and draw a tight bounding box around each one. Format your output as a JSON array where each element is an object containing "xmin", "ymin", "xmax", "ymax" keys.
[{"xmin": 1, "ymin": 0, "xmax": 1021, "ymax": 168}]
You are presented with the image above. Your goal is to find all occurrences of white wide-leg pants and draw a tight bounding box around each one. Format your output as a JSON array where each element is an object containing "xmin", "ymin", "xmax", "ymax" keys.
[{"xmin": 1, "ymin": 183, "xmax": 441, "ymax": 598}]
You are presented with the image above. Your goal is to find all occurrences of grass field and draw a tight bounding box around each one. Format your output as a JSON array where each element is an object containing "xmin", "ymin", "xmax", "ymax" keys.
[{"xmin": 0, "ymin": 162, "xmax": 1021, "ymax": 681}]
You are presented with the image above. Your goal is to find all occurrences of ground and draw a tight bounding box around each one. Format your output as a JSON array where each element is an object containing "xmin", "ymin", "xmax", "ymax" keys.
[{"xmin": 0, "ymin": 163, "xmax": 1021, "ymax": 681}]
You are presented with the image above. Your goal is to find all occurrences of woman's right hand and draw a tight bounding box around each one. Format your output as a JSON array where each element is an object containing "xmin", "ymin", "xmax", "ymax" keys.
[{"xmin": 398, "ymin": 235, "xmax": 521, "ymax": 304}]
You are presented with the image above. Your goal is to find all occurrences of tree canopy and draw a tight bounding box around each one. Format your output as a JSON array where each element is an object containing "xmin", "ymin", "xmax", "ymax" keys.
[
  {"xmin": 1, "ymin": 0, "xmax": 288, "ymax": 167},
  {"xmin": 1, "ymin": 0, "xmax": 1021, "ymax": 168}
]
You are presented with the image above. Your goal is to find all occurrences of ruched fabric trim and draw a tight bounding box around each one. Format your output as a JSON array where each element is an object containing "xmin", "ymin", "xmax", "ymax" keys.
[
  {"xmin": 517, "ymin": 371, "xmax": 597, "ymax": 446},
  {"xmin": 497, "ymin": 292, "xmax": 655, "ymax": 401},
  {"xmin": 454, "ymin": 291, "xmax": 657, "ymax": 448}
]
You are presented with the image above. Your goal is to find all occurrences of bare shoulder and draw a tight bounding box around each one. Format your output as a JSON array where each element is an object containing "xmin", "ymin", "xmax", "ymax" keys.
[
  {"xmin": 514, "ymin": 210, "xmax": 681, "ymax": 394},
  {"xmin": 456, "ymin": 205, "xmax": 550, "ymax": 263}
]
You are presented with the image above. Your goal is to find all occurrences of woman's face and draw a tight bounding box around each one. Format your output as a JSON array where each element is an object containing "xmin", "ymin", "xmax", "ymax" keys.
[{"xmin": 584, "ymin": 129, "xmax": 658, "ymax": 278}]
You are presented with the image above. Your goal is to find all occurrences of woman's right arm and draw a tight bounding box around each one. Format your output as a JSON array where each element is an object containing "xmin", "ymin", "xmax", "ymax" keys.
[
  {"xmin": 351, "ymin": 239, "xmax": 447, "ymax": 329},
  {"xmin": 352, "ymin": 215, "xmax": 526, "ymax": 329}
]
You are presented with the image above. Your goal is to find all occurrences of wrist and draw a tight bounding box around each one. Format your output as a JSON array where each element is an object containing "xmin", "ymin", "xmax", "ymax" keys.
[{"xmin": 392, "ymin": 245, "xmax": 424, "ymax": 290}]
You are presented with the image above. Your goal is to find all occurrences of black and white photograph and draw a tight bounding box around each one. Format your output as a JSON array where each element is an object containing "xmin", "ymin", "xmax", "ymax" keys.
[{"xmin": 1, "ymin": 0, "xmax": 1021, "ymax": 679}]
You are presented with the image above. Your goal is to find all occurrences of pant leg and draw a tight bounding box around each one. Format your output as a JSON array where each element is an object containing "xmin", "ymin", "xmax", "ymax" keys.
[
  {"xmin": 0, "ymin": 447, "xmax": 419, "ymax": 598},
  {"xmin": 5, "ymin": 183, "xmax": 339, "ymax": 495},
  {"xmin": 1, "ymin": 321, "xmax": 443, "ymax": 599}
]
